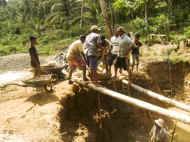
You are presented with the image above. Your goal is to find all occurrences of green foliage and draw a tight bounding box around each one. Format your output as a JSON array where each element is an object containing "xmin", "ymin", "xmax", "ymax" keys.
[
  {"xmin": 149, "ymin": 14, "xmax": 168, "ymax": 33},
  {"xmin": 0, "ymin": 0, "xmax": 190, "ymax": 56},
  {"xmin": 129, "ymin": 17, "xmax": 146, "ymax": 33},
  {"xmin": 184, "ymin": 26, "xmax": 190, "ymax": 38}
]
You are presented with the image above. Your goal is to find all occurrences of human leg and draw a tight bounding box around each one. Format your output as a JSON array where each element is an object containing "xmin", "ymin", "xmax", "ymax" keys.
[{"xmin": 87, "ymin": 56, "xmax": 98, "ymax": 81}]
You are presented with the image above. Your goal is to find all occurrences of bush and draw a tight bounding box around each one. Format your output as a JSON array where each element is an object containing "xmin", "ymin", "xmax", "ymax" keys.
[
  {"xmin": 149, "ymin": 14, "xmax": 168, "ymax": 34},
  {"xmin": 129, "ymin": 17, "xmax": 146, "ymax": 33},
  {"xmin": 184, "ymin": 26, "xmax": 190, "ymax": 38}
]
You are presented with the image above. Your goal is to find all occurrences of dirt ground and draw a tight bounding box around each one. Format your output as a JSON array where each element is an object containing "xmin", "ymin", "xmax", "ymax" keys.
[{"xmin": 1, "ymin": 44, "xmax": 190, "ymax": 142}]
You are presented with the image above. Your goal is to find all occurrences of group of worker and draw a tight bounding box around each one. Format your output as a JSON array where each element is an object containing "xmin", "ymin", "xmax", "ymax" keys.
[
  {"xmin": 28, "ymin": 26, "xmax": 170, "ymax": 142},
  {"xmin": 66, "ymin": 25, "xmax": 142, "ymax": 83}
]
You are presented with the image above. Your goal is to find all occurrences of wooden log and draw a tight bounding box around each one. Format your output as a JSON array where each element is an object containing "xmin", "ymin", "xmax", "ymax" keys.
[
  {"xmin": 75, "ymin": 80, "xmax": 190, "ymax": 125},
  {"xmin": 122, "ymin": 80, "xmax": 190, "ymax": 113}
]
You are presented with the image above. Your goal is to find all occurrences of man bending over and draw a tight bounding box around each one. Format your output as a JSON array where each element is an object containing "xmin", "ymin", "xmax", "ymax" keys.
[{"xmin": 67, "ymin": 35, "xmax": 87, "ymax": 84}]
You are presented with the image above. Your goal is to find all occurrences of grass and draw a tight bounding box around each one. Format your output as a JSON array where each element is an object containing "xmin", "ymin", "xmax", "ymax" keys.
[{"xmin": 0, "ymin": 31, "xmax": 77, "ymax": 56}]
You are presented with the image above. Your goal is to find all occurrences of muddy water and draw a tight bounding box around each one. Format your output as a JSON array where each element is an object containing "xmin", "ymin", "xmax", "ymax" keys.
[
  {"xmin": 0, "ymin": 71, "xmax": 33, "ymax": 86},
  {"xmin": 0, "ymin": 53, "xmax": 53, "ymax": 86}
]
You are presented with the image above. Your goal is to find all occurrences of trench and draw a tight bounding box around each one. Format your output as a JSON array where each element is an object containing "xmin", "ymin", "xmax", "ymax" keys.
[{"xmin": 58, "ymin": 61, "xmax": 190, "ymax": 142}]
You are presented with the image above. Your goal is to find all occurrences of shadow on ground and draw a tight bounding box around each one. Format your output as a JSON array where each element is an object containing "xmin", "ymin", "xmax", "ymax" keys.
[{"xmin": 26, "ymin": 93, "xmax": 59, "ymax": 106}]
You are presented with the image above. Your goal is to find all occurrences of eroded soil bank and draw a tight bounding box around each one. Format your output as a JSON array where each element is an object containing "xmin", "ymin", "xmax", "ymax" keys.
[{"xmin": 57, "ymin": 61, "xmax": 190, "ymax": 142}]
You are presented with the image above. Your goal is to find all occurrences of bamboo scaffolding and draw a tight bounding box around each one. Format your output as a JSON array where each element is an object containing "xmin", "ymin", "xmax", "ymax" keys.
[
  {"xmin": 122, "ymin": 80, "xmax": 190, "ymax": 112},
  {"xmin": 75, "ymin": 80, "xmax": 190, "ymax": 125}
]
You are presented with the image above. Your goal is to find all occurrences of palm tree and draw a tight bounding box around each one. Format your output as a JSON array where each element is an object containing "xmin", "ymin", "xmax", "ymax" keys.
[{"xmin": 46, "ymin": 0, "xmax": 81, "ymax": 29}]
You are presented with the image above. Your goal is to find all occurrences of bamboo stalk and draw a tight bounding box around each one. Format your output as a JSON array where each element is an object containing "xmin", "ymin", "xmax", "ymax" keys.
[
  {"xmin": 122, "ymin": 80, "xmax": 190, "ymax": 112},
  {"xmin": 74, "ymin": 80, "xmax": 190, "ymax": 125}
]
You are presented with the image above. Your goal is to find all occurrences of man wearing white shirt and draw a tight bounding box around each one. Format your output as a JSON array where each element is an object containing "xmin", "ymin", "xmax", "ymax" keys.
[
  {"xmin": 108, "ymin": 29, "xmax": 121, "ymax": 76},
  {"xmin": 114, "ymin": 26, "xmax": 133, "ymax": 78}
]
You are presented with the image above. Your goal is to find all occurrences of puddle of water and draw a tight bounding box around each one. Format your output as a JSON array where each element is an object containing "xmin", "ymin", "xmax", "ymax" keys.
[
  {"xmin": 0, "ymin": 71, "xmax": 33, "ymax": 86},
  {"xmin": 0, "ymin": 133, "xmax": 27, "ymax": 142}
]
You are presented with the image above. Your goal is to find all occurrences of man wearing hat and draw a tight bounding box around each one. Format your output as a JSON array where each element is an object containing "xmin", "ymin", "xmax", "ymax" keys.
[
  {"xmin": 66, "ymin": 35, "xmax": 87, "ymax": 83},
  {"xmin": 84, "ymin": 25, "xmax": 102, "ymax": 81},
  {"xmin": 149, "ymin": 118, "xmax": 170, "ymax": 142},
  {"xmin": 29, "ymin": 36, "xmax": 41, "ymax": 77},
  {"xmin": 114, "ymin": 26, "xmax": 133, "ymax": 78},
  {"xmin": 108, "ymin": 28, "xmax": 121, "ymax": 76}
]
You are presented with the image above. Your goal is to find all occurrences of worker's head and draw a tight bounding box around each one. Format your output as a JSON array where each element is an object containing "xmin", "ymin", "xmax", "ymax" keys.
[
  {"xmin": 90, "ymin": 25, "xmax": 101, "ymax": 33},
  {"xmin": 29, "ymin": 36, "xmax": 37, "ymax": 45},
  {"xmin": 127, "ymin": 32, "xmax": 131, "ymax": 38},
  {"xmin": 80, "ymin": 35, "xmax": 86, "ymax": 43},
  {"xmin": 135, "ymin": 33, "xmax": 140, "ymax": 40},
  {"xmin": 99, "ymin": 35, "xmax": 107, "ymax": 47},
  {"xmin": 116, "ymin": 26, "xmax": 126, "ymax": 36},
  {"xmin": 155, "ymin": 118, "xmax": 165, "ymax": 128}
]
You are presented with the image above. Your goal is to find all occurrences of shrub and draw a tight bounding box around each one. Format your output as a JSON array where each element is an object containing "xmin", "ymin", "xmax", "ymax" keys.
[
  {"xmin": 149, "ymin": 14, "xmax": 168, "ymax": 34},
  {"xmin": 184, "ymin": 26, "xmax": 190, "ymax": 38}
]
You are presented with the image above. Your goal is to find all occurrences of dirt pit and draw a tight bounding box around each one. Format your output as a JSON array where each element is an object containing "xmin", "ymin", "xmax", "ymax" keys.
[
  {"xmin": 57, "ymin": 61, "xmax": 190, "ymax": 142},
  {"xmin": 57, "ymin": 80, "xmax": 174, "ymax": 142}
]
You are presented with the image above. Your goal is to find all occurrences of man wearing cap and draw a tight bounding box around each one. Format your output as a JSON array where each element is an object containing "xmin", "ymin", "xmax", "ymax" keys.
[
  {"xmin": 29, "ymin": 36, "xmax": 41, "ymax": 77},
  {"xmin": 149, "ymin": 118, "xmax": 170, "ymax": 142},
  {"xmin": 108, "ymin": 29, "xmax": 121, "ymax": 76},
  {"xmin": 114, "ymin": 26, "xmax": 133, "ymax": 78},
  {"xmin": 84, "ymin": 25, "xmax": 102, "ymax": 81},
  {"xmin": 66, "ymin": 35, "xmax": 87, "ymax": 83}
]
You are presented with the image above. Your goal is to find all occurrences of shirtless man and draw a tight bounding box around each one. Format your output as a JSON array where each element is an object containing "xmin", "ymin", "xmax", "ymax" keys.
[{"xmin": 67, "ymin": 35, "xmax": 87, "ymax": 83}]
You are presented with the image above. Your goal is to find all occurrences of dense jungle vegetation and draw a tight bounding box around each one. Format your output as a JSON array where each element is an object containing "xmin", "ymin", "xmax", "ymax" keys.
[{"xmin": 0, "ymin": 0, "xmax": 190, "ymax": 55}]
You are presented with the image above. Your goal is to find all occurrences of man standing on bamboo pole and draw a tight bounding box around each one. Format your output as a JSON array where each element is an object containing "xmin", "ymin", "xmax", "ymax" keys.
[
  {"xmin": 114, "ymin": 27, "xmax": 133, "ymax": 78},
  {"xmin": 84, "ymin": 25, "xmax": 104, "ymax": 81},
  {"xmin": 66, "ymin": 35, "xmax": 87, "ymax": 84}
]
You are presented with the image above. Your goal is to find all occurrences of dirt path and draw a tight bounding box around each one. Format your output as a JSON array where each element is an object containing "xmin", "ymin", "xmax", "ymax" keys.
[{"xmin": 0, "ymin": 81, "xmax": 73, "ymax": 142}]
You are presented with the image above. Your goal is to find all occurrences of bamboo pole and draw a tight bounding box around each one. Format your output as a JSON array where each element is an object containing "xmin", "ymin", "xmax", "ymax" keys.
[
  {"xmin": 74, "ymin": 80, "xmax": 190, "ymax": 124},
  {"xmin": 122, "ymin": 80, "xmax": 190, "ymax": 112}
]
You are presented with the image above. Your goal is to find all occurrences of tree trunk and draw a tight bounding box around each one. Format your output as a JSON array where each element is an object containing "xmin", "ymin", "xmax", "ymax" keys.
[
  {"xmin": 99, "ymin": 0, "xmax": 113, "ymax": 38},
  {"xmin": 166, "ymin": 0, "xmax": 173, "ymax": 40},
  {"xmin": 80, "ymin": 0, "xmax": 85, "ymax": 29},
  {"xmin": 144, "ymin": 0, "xmax": 148, "ymax": 39}
]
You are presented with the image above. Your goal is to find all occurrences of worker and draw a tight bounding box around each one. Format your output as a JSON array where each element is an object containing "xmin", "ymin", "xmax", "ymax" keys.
[
  {"xmin": 108, "ymin": 28, "xmax": 121, "ymax": 77},
  {"xmin": 66, "ymin": 35, "xmax": 87, "ymax": 84},
  {"xmin": 97, "ymin": 35, "xmax": 111, "ymax": 77},
  {"xmin": 84, "ymin": 25, "xmax": 102, "ymax": 81},
  {"xmin": 132, "ymin": 33, "xmax": 142, "ymax": 72},
  {"xmin": 114, "ymin": 26, "xmax": 133, "ymax": 78},
  {"xmin": 29, "ymin": 36, "xmax": 41, "ymax": 78},
  {"xmin": 149, "ymin": 118, "xmax": 170, "ymax": 142}
]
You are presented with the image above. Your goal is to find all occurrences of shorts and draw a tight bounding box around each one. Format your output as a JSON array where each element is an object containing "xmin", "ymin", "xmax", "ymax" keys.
[
  {"xmin": 107, "ymin": 53, "xmax": 117, "ymax": 66},
  {"xmin": 68, "ymin": 57, "xmax": 85, "ymax": 70},
  {"xmin": 114, "ymin": 57, "xmax": 127, "ymax": 70},
  {"xmin": 132, "ymin": 54, "xmax": 139, "ymax": 65},
  {"xmin": 87, "ymin": 56, "xmax": 98, "ymax": 70}
]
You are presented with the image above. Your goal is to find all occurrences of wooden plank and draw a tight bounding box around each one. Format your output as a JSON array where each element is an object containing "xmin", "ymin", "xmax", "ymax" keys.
[
  {"xmin": 75, "ymin": 80, "xmax": 190, "ymax": 125},
  {"xmin": 122, "ymin": 80, "xmax": 190, "ymax": 112}
]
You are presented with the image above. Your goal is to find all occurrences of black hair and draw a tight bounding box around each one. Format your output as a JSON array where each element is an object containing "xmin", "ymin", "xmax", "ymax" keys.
[
  {"xmin": 29, "ymin": 36, "xmax": 37, "ymax": 41},
  {"xmin": 135, "ymin": 33, "xmax": 140, "ymax": 38}
]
